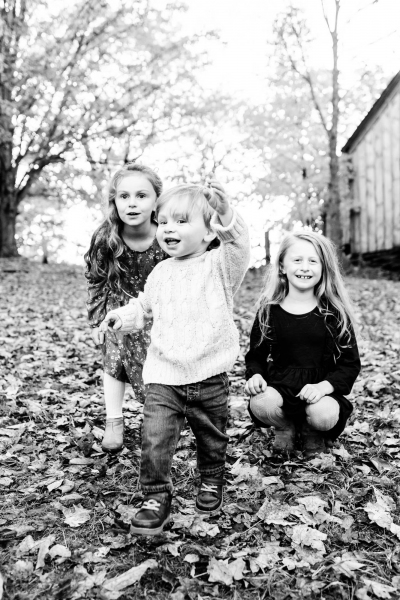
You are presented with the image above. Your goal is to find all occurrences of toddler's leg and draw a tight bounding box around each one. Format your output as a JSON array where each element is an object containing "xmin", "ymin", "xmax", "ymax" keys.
[
  {"xmin": 249, "ymin": 387, "xmax": 295, "ymax": 452},
  {"xmin": 102, "ymin": 373, "xmax": 125, "ymax": 453},
  {"xmin": 132, "ymin": 383, "xmax": 184, "ymax": 536},
  {"xmin": 302, "ymin": 396, "xmax": 340, "ymax": 459},
  {"xmin": 140, "ymin": 383, "xmax": 185, "ymax": 494},
  {"xmin": 186, "ymin": 374, "xmax": 229, "ymax": 517}
]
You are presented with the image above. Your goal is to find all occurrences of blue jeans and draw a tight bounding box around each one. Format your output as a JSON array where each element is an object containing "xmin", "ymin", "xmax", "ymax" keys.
[{"xmin": 140, "ymin": 373, "xmax": 230, "ymax": 494}]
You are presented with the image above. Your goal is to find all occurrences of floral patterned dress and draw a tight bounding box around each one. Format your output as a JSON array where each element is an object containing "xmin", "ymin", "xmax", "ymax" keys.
[{"xmin": 86, "ymin": 234, "xmax": 167, "ymax": 402}]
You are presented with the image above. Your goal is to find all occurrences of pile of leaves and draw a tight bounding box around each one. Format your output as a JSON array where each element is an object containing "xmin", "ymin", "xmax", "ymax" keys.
[{"xmin": 1, "ymin": 259, "xmax": 400, "ymax": 600}]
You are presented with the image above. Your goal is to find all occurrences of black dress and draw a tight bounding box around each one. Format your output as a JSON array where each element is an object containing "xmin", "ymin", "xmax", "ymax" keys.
[
  {"xmin": 245, "ymin": 304, "xmax": 361, "ymax": 441},
  {"xmin": 86, "ymin": 233, "xmax": 167, "ymax": 402}
]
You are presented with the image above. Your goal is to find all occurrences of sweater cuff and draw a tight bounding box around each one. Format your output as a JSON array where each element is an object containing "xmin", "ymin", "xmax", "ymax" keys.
[
  {"xmin": 107, "ymin": 302, "xmax": 144, "ymax": 333},
  {"xmin": 211, "ymin": 209, "xmax": 245, "ymax": 243}
]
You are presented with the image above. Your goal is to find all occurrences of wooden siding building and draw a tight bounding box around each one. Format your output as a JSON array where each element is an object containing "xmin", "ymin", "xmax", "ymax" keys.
[{"xmin": 342, "ymin": 71, "xmax": 400, "ymax": 269}]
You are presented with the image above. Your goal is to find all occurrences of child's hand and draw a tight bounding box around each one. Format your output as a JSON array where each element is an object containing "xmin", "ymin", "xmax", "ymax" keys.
[
  {"xmin": 205, "ymin": 179, "xmax": 233, "ymax": 225},
  {"xmin": 245, "ymin": 374, "xmax": 267, "ymax": 396},
  {"xmin": 91, "ymin": 326, "xmax": 104, "ymax": 345},
  {"xmin": 99, "ymin": 313, "xmax": 122, "ymax": 335},
  {"xmin": 297, "ymin": 381, "xmax": 334, "ymax": 404}
]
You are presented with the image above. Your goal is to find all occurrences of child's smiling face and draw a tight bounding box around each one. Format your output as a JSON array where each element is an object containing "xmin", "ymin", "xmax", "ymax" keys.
[
  {"xmin": 282, "ymin": 239, "xmax": 323, "ymax": 292},
  {"xmin": 115, "ymin": 173, "xmax": 157, "ymax": 229},
  {"xmin": 156, "ymin": 196, "xmax": 215, "ymax": 259}
]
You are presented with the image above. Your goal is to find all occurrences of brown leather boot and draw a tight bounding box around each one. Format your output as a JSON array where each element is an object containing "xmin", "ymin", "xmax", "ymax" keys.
[
  {"xmin": 131, "ymin": 492, "xmax": 172, "ymax": 536},
  {"xmin": 102, "ymin": 417, "xmax": 124, "ymax": 453},
  {"xmin": 196, "ymin": 477, "xmax": 224, "ymax": 517}
]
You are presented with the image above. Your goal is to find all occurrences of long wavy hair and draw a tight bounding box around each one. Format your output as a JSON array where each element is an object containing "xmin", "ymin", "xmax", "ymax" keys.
[
  {"xmin": 84, "ymin": 163, "xmax": 163, "ymax": 293},
  {"xmin": 257, "ymin": 231, "xmax": 357, "ymax": 348}
]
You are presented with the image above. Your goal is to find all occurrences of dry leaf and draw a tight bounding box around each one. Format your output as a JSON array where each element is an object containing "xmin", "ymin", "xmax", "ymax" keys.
[
  {"xmin": 207, "ymin": 557, "xmax": 233, "ymax": 586},
  {"xmin": 48, "ymin": 545, "xmax": 71, "ymax": 559},
  {"xmin": 64, "ymin": 505, "xmax": 91, "ymax": 528},
  {"xmin": 361, "ymin": 578, "xmax": 396, "ymax": 599},
  {"xmin": 257, "ymin": 499, "xmax": 292, "ymax": 524},
  {"xmin": 102, "ymin": 559, "xmax": 158, "ymax": 591},
  {"xmin": 333, "ymin": 555, "xmax": 366, "ymax": 579},
  {"xmin": 36, "ymin": 535, "xmax": 56, "ymax": 569},
  {"xmin": 290, "ymin": 525, "xmax": 327, "ymax": 553},
  {"xmin": 296, "ymin": 496, "xmax": 328, "ymax": 515}
]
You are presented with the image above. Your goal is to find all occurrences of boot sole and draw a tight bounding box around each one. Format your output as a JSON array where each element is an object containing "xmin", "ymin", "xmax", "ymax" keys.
[
  {"xmin": 131, "ymin": 515, "xmax": 171, "ymax": 536},
  {"xmin": 102, "ymin": 444, "xmax": 124, "ymax": 454},
  {"xmin": 195, "ymin": 500, "xmax": 223, "ymax": 518}
]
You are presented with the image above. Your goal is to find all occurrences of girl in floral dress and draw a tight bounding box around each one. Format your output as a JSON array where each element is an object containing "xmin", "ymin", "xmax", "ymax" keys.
[{"xmin": 85, "ymin": 163, "xmax": 167, "ymax": 452}]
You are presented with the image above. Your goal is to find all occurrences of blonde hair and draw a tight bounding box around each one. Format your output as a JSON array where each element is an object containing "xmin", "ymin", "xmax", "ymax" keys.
[
  {"xmin": 155, "ymin": 184, "xmax": 215, "ymax": 229},
  {"xmin": 257, "ymin": 231, "xmax": 357, "ymax": 347}
]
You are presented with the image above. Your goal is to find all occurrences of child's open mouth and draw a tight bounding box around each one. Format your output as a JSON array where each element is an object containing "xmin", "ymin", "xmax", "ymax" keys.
[
  {"xmin": 296, "ymin": 275, "xmax": 312, "ymax": 279},
  {"xmin": 165, "ymin": 238, "xmax": 180, "ymax": 246},
  {"xmin": 127, "ymin": 212, "xmax": 140, "ymax": 217}
]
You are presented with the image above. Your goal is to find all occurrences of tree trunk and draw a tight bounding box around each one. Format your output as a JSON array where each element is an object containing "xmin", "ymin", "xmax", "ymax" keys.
[
  {"xmin": 0, "ymin": 147, "xmax": 19, "ymax": 258},
  {"xmin": 325, "ymin": 0, "xmax": 343, "ymax": 250},
  {"xmin": 325, "ymin": 133, "xmax": 342, "ymax": 248},
  {"xmin": 0, "ymin": 3, "xmax": 19, "ymax": 257}
]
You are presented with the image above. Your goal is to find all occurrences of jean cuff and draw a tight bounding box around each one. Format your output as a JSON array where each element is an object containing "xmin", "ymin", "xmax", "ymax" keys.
[
  {"xmin": 141, "ymin": 484, "xmax": 173, "ymax": 494},
  {"xmin": 199, "ymin": 466, "xmax": 225, "ymax": 477}
]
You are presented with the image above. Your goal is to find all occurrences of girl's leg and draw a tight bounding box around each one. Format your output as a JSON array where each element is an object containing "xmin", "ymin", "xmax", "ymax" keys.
[
  {"xmin": 250, "ymin": 387, "xmax": 290, "ymax": 428},
  {"xmin": 104, "ymin": 372, "xmax": 125, "ymax": 418},
  {"xmin": 249, "ymin": 387, "xmax": 295, "ymax": 452},
  {"xmin": 305, "ymin": 396, "xmax": 340, "ymax": 431},
  {"xmin": 102, "ymin": 373, "xmax": 125, "ymax": 452}
]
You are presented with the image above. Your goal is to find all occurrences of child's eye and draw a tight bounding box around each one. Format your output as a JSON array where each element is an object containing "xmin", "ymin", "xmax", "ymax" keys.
[
  {"xmin": 120, "ymin": 193, "xmax": 129, "ymax": 199},
  {"xmin": 177, "ymin": 219, "xmax": 187, "ymax": 224},
  {"xmin": 137, "ymin": 193, "xmax": 146, "ymax": 198}
]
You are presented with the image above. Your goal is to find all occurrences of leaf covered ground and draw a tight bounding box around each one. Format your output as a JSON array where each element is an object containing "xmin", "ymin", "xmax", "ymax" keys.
[{"xmin": 1, "ymin": 260, "xmax": 400, "ymax": 600}]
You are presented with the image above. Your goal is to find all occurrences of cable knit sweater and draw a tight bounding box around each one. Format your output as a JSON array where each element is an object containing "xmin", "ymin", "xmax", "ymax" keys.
[{"xmin": 106, "ymin": 210, "xmax": 250, "ymax": 385}]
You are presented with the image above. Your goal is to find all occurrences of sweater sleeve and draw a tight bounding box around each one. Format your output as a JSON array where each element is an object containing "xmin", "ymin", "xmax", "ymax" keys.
[
  {"xmin": 105, "ymin": 291, "xmax": 152, "ymax": 334},
  {"xmin": 211, "ymin": 209, "xmax": 250, "ymax": 295},
  {"xmin": 245, "ymin": 313, "xmax": 270, "ymax": 381},
  {"xmin": 324, "ymin": 331, "xmax": 361, "ymax": 395}
]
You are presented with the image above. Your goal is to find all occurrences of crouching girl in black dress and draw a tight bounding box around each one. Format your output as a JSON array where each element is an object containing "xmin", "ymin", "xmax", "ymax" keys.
[{"xmin": 245, "ymin": 232, "xmax": 361, "ymax": 458}]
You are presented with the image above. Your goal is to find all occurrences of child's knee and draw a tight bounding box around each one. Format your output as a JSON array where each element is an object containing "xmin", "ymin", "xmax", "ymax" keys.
[
  {"xmin": 249, "ymin": 387, "xmax": 285, "ymax": 426},
  {"xmin": 306, "ymin": 396, "xmax": 340, "ymax": 431}
]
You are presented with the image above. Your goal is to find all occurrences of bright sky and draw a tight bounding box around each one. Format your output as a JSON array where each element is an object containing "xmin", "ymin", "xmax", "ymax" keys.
[{"xmin": 182, "ymin": 0, "xmax": 400, "ymax": 98}]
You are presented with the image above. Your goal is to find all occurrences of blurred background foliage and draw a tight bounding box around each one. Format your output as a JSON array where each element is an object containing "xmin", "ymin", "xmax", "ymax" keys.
[{"xmin": 0, "ymin": 0, "xmax": 398, "ymax": 265}]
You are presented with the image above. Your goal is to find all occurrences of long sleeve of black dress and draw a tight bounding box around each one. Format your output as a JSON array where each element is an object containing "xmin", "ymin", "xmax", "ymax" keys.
[
  {"xmin": 245, "ymin": 313, "xmax": 270, "ymax": 381},
  {"xmin": 324, "ymin": 332, "xmax": 361, "ymax": 395}
]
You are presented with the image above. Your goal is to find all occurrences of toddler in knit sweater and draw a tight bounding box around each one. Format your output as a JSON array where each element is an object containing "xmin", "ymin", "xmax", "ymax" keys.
[{"xmin": 100, "ymin": 180, "xmax": 250, "ymax": 535}]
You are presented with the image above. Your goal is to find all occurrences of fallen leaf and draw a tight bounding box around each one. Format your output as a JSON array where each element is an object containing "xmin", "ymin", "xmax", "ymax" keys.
[
  {"xmin": 207, "ymin": 557, "xmax": 233, "ymax": 586},
  {"xmin": 48, "ymin": 544, "xmax": 71, "ymax": 559},
  {"xmin": 296, "ymin": 496, "xmax": 328, "ymax": 515},
  {"xmin": 257, "ymin": 499, "xmax": 292, "ymax": 525},
  {"xmin": 63, "ymin": 505, "xmax": 91, "ymax": 528},
  {"xmin": 102, "ymin": 559, "xmax": 158, "ymax": 591},
  {"xmin": 333, "ymin": 554, "xmax": 366, "ymax": 579},
  {"xmin": 36, "ymin": 535, "xmax": 56, "ymax": 569},
  {"xmin": 290, "ymin": 525, "xmax": 327, "ymax": 553},
  {"xmin": 361, "ymin": 578, "xmax": 396, "ymax": 599}
]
